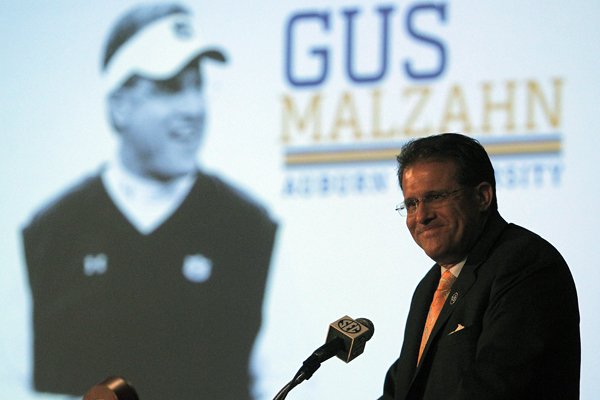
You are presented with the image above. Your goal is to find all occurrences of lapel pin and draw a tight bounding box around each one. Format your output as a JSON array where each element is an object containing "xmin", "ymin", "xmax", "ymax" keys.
[{"xmin": 450, "ymin": 292, "xmax": 459, "ymax": 305}]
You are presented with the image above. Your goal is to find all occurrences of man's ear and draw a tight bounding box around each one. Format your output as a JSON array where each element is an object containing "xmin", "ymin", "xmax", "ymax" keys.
[
  {"xmin": 475, "ymin": 182, "xmax": 494, "ymax": 211},
  {"xmin": 107, "ymin": 90, "xmax": 132, "ymax": 132}
]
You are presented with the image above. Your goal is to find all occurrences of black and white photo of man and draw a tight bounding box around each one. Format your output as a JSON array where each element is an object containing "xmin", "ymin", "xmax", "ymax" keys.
[{"xmin": 22, "ymin": 3, "xmax": 277, "ymax": 399}]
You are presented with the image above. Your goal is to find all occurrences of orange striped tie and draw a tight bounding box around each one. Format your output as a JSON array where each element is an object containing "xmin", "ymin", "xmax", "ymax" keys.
[{"xmin": 417, "ymin": 269, "xmax": 456, "ymax": 365}]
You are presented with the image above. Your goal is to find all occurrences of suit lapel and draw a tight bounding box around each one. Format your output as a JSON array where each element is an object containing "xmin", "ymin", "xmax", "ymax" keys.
[
  {"xmin": 394, "ymin": 266, "xmax": 439, "ymax": 399},
  {"xmin": 410, "ymin": 267, "xmax": 440, "ymax": 360},
  {"xmin": 418, "ymin": 264, "xmax": 478, "ymax": 365},
  {"xmin": 410, "ymin": 212, "xmax": 509, "ymax": 382}
]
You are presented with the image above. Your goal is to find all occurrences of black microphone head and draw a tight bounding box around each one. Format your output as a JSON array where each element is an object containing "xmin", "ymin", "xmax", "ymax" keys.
[
  {"xmin": 355, "ymin": 318, "xmax": 375, "ymax": 341},
  {"xmin": 297, "ymin": 316, "xmax": 376, "ymax": 384},
  {"xmin": 326, "ymin": 316, "xmax": 374, "ymax": 363}
]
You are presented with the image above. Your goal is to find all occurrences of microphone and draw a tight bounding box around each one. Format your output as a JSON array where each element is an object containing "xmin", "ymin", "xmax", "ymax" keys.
[
  {"xmin": 273, "ymin": 315, "xmax": 374, "ymax": 400},
  {"xmin": 304, "ymin": 316, "xmax": 374, "ymax": 369}
]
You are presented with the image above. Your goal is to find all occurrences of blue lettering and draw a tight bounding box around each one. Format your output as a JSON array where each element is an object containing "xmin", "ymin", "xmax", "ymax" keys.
[
  {"xmin": 494, "ymin": 161, "xmax": 563, "ymax": 188},
  {"xmin": 285, "ymin": 12, "xmax": 331, "ymax": 87},
  {"xmin": 282, "ymin": 171, "xmax": 390, "ymax": 196},
  {"xmin": 284, "ymin": 2, "xmax": 450, "ymax": 87},
  {"xmin": 404, "ymin": 4, "xmax": 448, "ymax": 80},
  {"xmin": 343, "ymin": 6, "xmax": 395, "ymax": 84}
]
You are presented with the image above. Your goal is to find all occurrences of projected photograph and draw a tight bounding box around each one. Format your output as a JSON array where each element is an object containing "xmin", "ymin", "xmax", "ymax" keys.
[{"xmin": 1, "ymin": 1, "xmax": 598, "ymax": 399}]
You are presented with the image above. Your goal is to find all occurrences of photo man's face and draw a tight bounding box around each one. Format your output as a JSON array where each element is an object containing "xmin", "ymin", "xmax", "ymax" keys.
[{"xmin": 114, "ymin": 63, "xmax": 206, "ymax": 180}]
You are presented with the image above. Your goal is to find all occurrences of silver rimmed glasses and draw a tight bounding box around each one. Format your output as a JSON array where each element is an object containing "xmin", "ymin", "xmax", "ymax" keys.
[{"xmin": 395, "ymin": 188, "xmax": 465, "ymax": 216}]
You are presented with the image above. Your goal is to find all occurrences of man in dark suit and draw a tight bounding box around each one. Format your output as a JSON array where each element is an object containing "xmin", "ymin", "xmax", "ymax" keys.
[{"xmin": 379, "ymin": 133, "xmax": 580, "ymax": 400}]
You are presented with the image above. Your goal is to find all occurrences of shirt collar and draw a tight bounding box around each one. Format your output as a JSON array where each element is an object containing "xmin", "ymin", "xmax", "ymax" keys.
[
  {"xmin": 101, "ymin": 157, "xmax": 196, "ymax": 234},
  {"xmin": 441, "ymin": 258, "xmax": 467, "ymax": 278}
]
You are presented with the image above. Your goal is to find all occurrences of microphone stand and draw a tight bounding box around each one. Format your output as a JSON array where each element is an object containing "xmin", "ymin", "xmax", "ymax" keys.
[
  {"xmin": 272, "ymin": 367, "xmax": 313, "ymax": 400},
  {"xmin": 272, "ymin": 339, "xmax": 341, "ymax": 400}
]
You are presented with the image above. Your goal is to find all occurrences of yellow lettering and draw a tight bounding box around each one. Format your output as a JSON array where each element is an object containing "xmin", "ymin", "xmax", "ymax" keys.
[
  {"xmin": 371, "ymin": 88, "xmax": 399, "ymax": 139},
  {"xmin": 403, "ymin": 86, "xmax": 432, "ymax": 136},
  {"xmin": 330, "ymin": 91, "xmax": 362, "ymax": 141},
  {"xmin": 281, "ymin": 93, "xmax": 323, "ymax": 144},
  {"xmin": 439, "ymin": 84, "xmax": 473, "ymax": 133},
  {"xmin": 526, "ymin": 78, "xmax": 563, "ymax": 130},
  {"xmin": 481, "ymin": 81, "xmax": 516, "ymax": 133}
]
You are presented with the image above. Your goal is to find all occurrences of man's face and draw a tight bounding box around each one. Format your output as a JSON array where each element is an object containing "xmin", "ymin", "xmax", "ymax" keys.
[
  {"xmin": 401, "ymin": 160, "xmax": 490, "ymax": 267},
  {"xmin": 112, "ymin": 63, "xmax": 206, "ymax": 180}
]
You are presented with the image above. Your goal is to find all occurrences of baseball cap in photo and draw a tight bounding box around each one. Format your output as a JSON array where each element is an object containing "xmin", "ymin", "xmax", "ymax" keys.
[{"xmin": 101, "ymin": 4, "xmax": 226, "ymax": 95}]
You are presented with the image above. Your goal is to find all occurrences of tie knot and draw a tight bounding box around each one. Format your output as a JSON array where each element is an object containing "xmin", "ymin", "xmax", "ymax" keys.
[{"xmin": 438, "ymin": 269, "xmax": 456, "ymax": 292}]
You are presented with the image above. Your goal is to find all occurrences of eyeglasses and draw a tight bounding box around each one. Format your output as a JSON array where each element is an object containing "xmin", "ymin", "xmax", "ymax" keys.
[{"xmin": 395, "ymin": 188, "xmax": 465, "ymax": 216}]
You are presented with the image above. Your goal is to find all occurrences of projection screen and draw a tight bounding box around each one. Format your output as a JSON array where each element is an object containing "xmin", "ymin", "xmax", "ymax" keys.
[{"xmin": 1, "ymin": 1, "xmax": 599, "ymax": 399}]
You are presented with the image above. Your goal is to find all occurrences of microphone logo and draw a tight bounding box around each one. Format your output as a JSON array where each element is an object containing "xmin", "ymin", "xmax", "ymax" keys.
[{"xmin": 338, "ymin": 318, "xmax": 363, "ymax": 334}]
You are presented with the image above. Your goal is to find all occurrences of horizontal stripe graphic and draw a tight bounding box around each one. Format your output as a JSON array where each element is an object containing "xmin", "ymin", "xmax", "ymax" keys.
[{"xmin": 284, "ymin": 134, "xmax": 562, "ymax": 167}]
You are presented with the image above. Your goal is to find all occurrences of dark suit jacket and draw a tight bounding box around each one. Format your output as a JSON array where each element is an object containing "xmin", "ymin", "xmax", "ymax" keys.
[{"xmin": 380, "ymin": 212, "xmax": 580, "ymax": 400}]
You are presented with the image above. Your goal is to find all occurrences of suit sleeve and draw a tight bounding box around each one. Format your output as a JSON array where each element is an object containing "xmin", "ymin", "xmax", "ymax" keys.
[
  {"xmin": 379, "ymin": 358, "xmax": 400, "ymax": 399},
  {"xmin": 455, "ymin": 238, "xmax": 580, "ymax": 400}
]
